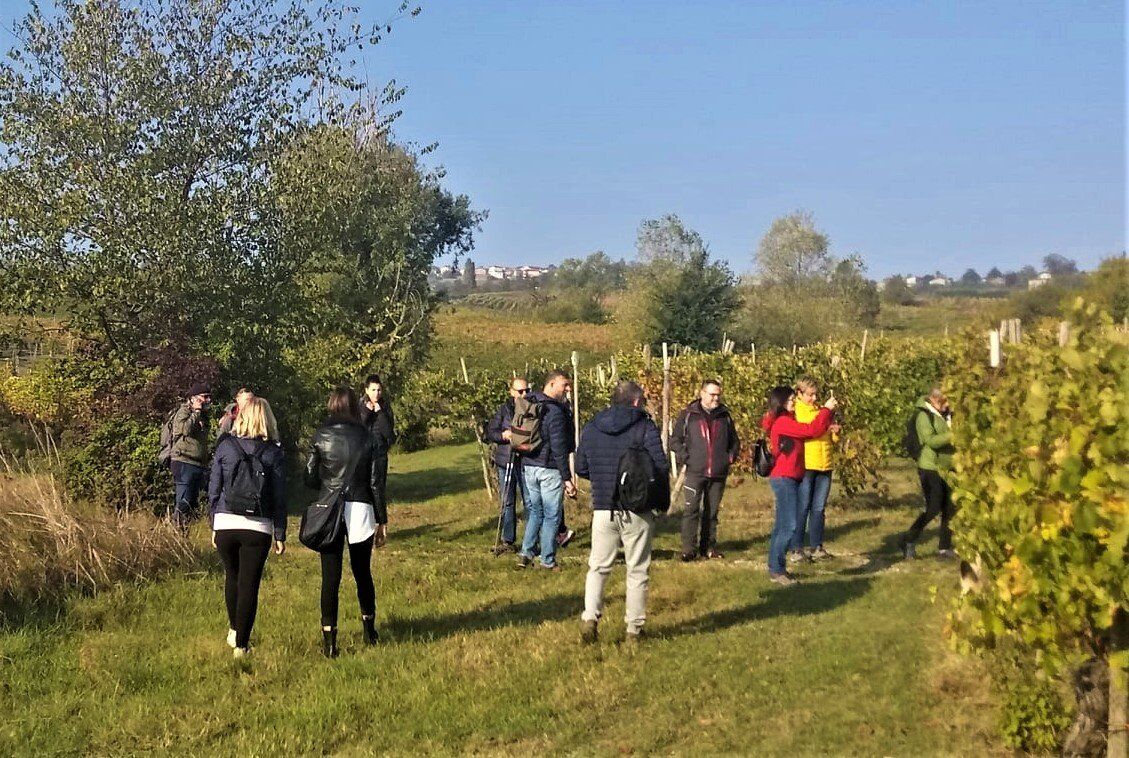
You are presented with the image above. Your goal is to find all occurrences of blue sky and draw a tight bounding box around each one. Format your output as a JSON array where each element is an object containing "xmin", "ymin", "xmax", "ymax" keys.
[{"xmin": 1, "ymin": 0, "xmax": 1124, "ymax": 276}]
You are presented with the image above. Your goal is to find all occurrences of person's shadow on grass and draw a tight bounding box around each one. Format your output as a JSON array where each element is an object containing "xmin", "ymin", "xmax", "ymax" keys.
[
  {"xmin": 658, "ymin": 576, "xmax": 873, "ymax": 638},
  {"xmin": 384, "ymin": 592, "xmax": 578, "ymax": 642}
]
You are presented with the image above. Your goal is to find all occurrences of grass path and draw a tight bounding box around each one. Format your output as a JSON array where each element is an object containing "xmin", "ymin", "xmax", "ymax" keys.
[{"xmin": 0, "ymin": 445, "xmax": 1001, "ymax": 756}]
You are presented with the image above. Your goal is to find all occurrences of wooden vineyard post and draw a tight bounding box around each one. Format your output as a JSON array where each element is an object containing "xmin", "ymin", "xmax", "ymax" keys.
[
  {"xmin": 1109, "ymin": 610, "xmax": 1128, "ymax": 758},
  {"xmin": 570, "ymin": 350, "xmax": 580, "ymax": 479},
  {"xmin": 609, "ymin": 355, "xmax": 618, "ymax": 383},
  {"xmin": 661, "ymin": 342, "xmax": 671, "ymax": 453},
  {"xmin": 461, "ymin": 359, "xmax": 494, "ymax": 504},
  {"xmin": 860, "ymin": 329, "xmax": 869, "ymax": 364},
  {"xmin": 1058, "ymin": 321, "xmax": 1070, "ymax": 348},
  {"xmin": 750, "ymin": 342, "xmax": 756, "ymax": 363},
  {"xmin": 460, "ymin": 357, "xmax": 470, "ymax": 384},
  {"xmin": 989, "ymin": 329, "xmax": 1001, "ymax": 368}
]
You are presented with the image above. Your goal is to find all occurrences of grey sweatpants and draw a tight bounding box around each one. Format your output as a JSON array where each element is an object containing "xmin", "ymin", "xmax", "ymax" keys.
[{"xmin": 582, "ymin": 510, "xmax": 656, "ymax": 634}]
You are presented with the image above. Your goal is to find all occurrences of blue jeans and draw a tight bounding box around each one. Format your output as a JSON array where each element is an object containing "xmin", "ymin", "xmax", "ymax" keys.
[
  {"xmin": 792, "ymin": 470, "xmax": 832, "ymax": 550},
  {"xmin": 496, "ymin": 461, "xmax": 524, "ymax": 545},
  {"xmin": 171, "ymin": 461, "xmax": 204, "ymax": 529},
  {"xmin": 768, "ymin": 477, "xmax": 800, "ymax": 575},
  {"xmin": 520, "ymin": 466, "xmax": 563, "ymax": 568}
]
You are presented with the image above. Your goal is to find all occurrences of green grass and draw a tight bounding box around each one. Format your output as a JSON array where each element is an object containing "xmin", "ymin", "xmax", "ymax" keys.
[{"xmin": 0, "ymin": 445, "xmax": 1003, "ymax": 755}]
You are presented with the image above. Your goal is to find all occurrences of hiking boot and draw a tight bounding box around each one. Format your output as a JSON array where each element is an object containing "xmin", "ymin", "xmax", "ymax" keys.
[
  {"xmin": 515, "ymin": 554, "xmax": 533, "ymax": 569},
  {"xmin": 321, "ymin": 628, "xmax": 339, "ymax": 659},
  {"xmin": 899, "ymin": 537, "xmax": 917, "ymax": 560},
  {"xmin": 580, "ymin": 619, "xmax": 598, "ymax": 645},
  {"xmin": 556, "ymin": 529, "xmax": 576, "ymax": 548},
  {"xmin": 811, "ymin": 546, "xmax": 833, "ymax": 561},
  {"xmin": 769, "ymin": 572, "xmax": 799, "ymax": 586},
  {"xmin": 492, "ymin": 542, "xmax": 517, "ymax": 557},
  {"xmin": 706, "ymin": 550, "xmax": 724, "ymax": 560},
  {"xmin": 226, "ymin": 628, "xmax": 237, "ymax": 649},
  {"xmin": 362, "ymin": 615, "xmax": 379, "ymax": 645},
  {"xmin": 537, "ymin": 562, "xmax": 561, "ymax": 573},
  {"xmin": 680, "ymin": 552, "xmax": 698, "ymax": 562},
  {"xmin": 787, "ymin": 550, "xmax": 810, "ymax": 564},
  {"xmin": 936, "ymin": 549, "xmax": 959, "ymax": 560},
  {"xmin": 624, "ymin": 629, "xmax": 646, "ymax": 646}
]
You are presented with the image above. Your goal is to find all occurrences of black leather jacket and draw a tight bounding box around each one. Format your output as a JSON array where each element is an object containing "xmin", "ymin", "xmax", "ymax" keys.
[
  {"xmin": 304, "ymin": 419, "xmax": 386, "ymax": 524},
  {"xmin": 359, "ymin": 401, "xmax": 396, "ymax": 456}
]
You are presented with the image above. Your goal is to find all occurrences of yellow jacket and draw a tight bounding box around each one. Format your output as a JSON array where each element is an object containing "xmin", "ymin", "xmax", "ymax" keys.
[{"xmin": 795, "ymin": 398, "xmax": 834, "ymax": 471}]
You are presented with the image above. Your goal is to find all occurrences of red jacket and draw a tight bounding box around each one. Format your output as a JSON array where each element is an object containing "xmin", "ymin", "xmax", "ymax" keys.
[{"xmin": 760, "ymin": 408, "xmax": 833, "ymax": 480}]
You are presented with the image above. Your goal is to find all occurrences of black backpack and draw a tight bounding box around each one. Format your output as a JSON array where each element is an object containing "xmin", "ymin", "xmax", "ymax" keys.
[
  {"xmin": 753, "ymin": 438, "xmax": 775, "ymax": 477},
  {"xmin": 613, "ymin": 425, "xmax": 669, "ymax": 514},
  {"xmin": 901, "ymin": 409, "xmax": 929, "ymax": 460},
  {"xmin": 222, "ymin": 435, "xmax": 269, "ymax": 517}
]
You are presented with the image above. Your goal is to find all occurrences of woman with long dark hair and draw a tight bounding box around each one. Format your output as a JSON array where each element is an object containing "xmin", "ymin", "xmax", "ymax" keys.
[
  {"xmin": 761, "ymin": 385, "xmax": 836, "ymax": 586},
  {"xmin": 359, "ymin": 373, "xmax": 396, "ymax": 521},
  {"xmin": 305, "ymin": 386, "xmax": 387, "ymax": 657}
]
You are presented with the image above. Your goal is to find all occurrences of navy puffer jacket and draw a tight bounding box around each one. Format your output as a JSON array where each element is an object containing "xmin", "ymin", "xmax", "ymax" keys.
[
  {"xmin": 575, "ymin": 405, "xmax": 669, "ymax": 510},
  {"xmin": 518, "ymin": 391, "xmax": 574, "ymax": 481}
]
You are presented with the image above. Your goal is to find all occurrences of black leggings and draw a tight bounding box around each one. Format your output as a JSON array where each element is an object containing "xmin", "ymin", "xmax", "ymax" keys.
[
  {"xmin": 905, "ymin": 469, "xmax": 955, "ymax": 550},
  {"xmin": 214, "ymin": 529, "xmax": 272, "ymax": 648},
  {"xmin": 320, "ymin": 534, "xmax": 376, "ymax": 627}
]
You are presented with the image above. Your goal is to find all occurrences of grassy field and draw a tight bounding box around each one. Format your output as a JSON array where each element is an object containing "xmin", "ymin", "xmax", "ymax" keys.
[{"xmin": 0, "ymin": 444, "xmax": 1002, "ymax": 756}]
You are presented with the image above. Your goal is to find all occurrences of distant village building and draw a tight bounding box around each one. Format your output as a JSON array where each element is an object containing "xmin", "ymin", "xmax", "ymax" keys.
[
  {"xmin": 904, "ymin": 276, "xmax": 919, "ymax": 287},
  {"xmin": 486, "ymin": 265, "xmax": 508, "ymax": 280},
  {"xmin": 986, "ymin": 275, "xmax": 1006, "ymax": 286},
  {"xmin": 1028, "ymin": 272, "xmax": 1053, "ymax": 290},
  {"xmin": 928, "ymin": 276, "xmax": 951, "ymax": 287}
]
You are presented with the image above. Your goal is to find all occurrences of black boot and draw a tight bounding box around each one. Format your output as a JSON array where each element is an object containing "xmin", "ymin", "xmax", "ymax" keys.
[
  {"xmin": 362, "ymin": 615, "xmax": 378, "ymax": 645},
  {"xmin": 321, "ymin": 627, "xmax": 339, "ymax": 658}
]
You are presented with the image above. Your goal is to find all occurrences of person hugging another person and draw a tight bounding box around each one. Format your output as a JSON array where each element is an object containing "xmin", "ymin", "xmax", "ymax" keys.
[
  {"xmin": 788, "ymin": 377, "xmax": 841, "ymax": 564},
  {"xmin": 761, "ymin": 386, "xmax": 837, "ymax": 586}
]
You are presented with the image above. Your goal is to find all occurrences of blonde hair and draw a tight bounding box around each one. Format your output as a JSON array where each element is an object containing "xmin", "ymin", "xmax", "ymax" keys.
[
  {"xmin": 796, "ymin": 376, "xmax": 818, "ymax": 394},
  {"xmin": 233, "ymin": 397, "xmax": 270, "ymax": 439}
]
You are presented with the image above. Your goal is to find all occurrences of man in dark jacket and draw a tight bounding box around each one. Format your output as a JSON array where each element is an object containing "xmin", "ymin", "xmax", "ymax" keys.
[
  {"xmin": 170, "ymin": 382, "xmax": 212, "ymax": 531},
  {"xmin": 486, "ymin": 376, "xmax": 530, "ymax": 553},
  {"xmin": 670, "ymin": 379, "xmax": 740, "ymax": 561},
  {"xmin": 516, "ymin": 370, "xmax": 576, "ymax": 570},
  {"xmin": 575, "ymin": 380, "xmax": 668, "ymax": 644},
  {"xmin": 359, "ymin": 373, "xmax": 396, "ymax": 522}
]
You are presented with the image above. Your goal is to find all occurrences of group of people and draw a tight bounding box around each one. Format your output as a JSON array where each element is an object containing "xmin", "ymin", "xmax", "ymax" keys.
[
  {"xmin": 164, "ymin": 365, "xmax": 957, "ymax": 656},
  {"xmin": 162, "ymin": 376, "xmax": 396, "ymax": 658}
]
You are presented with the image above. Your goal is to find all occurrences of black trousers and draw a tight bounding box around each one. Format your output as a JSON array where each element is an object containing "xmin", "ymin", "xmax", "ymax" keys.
[
  {"xmin": 680, "ymin": 473, "xmax": 726, "ymax": 555},
  {"xmin": 214, "ymin": 529, "xmax": 272, "ymax": 648},
  {"xmin": 905, "ymin": 469, "xmax": 954, "ymax": 550},
  {"xmin": 320, "ymin": 533, "xmax": 376, "ymax": 627}
]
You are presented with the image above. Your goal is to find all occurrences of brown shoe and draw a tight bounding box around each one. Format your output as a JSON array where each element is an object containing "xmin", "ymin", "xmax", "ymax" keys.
[
  {"xmin": 580, "ymin": 619, "xmax": 598, "ymax": 644},
  {"xmin": 537, "ymin": 561, "xmax": 561, "ymax": 573},
  {"xmin": 706, "ymin": 550, "xmax": 724, "ymax": 560}
]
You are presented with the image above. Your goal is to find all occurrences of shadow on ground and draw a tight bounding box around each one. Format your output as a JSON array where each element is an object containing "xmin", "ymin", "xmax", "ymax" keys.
[
  {"xmin": 385, "ymin": 593, "xmax": 578, "ymax": 641},
  {"xmin": 389, "ymin": 464, "xmax": 483, "ymax": 503},
  {"xmin": 659, "ymin": 576, "xmax": 874, "ymax": 638}
]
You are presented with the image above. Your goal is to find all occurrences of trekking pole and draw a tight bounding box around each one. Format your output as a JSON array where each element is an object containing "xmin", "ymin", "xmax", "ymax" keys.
[{"xmin": 494, "ymin": 451, "xmax": 516, "ymax": 554}]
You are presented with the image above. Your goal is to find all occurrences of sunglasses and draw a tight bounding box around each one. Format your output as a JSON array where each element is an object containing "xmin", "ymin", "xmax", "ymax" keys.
[{"xmin": 513, "ymin": 388, "xmax": 529, "ymax": 394}]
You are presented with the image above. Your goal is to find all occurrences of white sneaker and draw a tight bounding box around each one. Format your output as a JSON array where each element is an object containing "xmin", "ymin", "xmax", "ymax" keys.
[
  {"xmin": 233, "ymin": 647, "xmax": 250, "ymax": 659},
  {"xmin": 227, "ymin": 629, "xmax": 237, "ymax": 648}
]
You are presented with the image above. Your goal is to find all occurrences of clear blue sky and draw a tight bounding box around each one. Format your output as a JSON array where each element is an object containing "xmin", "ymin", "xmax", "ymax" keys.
[{"xmin": 1, "ymin": 1, "xmax": 1124, "ymax": 277}]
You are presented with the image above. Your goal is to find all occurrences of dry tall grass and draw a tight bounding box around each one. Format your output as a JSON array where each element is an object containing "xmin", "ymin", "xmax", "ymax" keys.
[{"xmin": 0, "ymin": 436, "xmax": 194, "ymax": 606}]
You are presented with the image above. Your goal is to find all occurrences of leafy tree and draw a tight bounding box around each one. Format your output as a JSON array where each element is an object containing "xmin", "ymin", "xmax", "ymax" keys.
[
  {"xmin": 755, "ymin": 210, "xmax": 832, "ymax": 286},
  {"xmin": 463, "ymin": 258, "xmax": 477, "ymax": 288},
  {"xmin": 635, "ymin": 214, "xmax": 706, "ymax": 265},
  {"xmin": 1077, "ymin": 254, "xmax": 1128, "ymax": 322},
  {"xmin": 987, "ymin": 266, "xmax": 1005, "ymax": 280},
  {"xmin": 829, "ymin": 255, "xmax": 880, "ymax": 325},
  {"xmin": 961, "ymin": 268, "xmax": 982, "ymax": 284},
  {"xmin": 552, "ymin": 251, "xmax": 628, "ymax": 294},
  {"xmin": 882, "ymin": 275, "xmax": 915, "ymax": 305},
  {"xmin": 1019, "ymin": 265, "xmax": 1039, "ymax": 282},
  {"xmin": 1004, "ymin": 271, "xmax": 1020, "ymax": 287},
  {"xmin": 1042, "ymin": 253, "xmax": 1078, "ymax": 276}
]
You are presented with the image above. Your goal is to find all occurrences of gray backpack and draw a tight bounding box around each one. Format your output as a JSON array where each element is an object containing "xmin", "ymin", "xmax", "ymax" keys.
[
  {"xmin": 157, "ymin": 408, "xmax": 179, "ymax": 468},
  {"xmin": 509, "ymin": 394, "xmax": 543, "ymax": 453}
]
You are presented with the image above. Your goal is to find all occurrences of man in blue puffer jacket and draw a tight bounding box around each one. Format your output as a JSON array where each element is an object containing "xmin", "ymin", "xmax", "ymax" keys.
[{"xmin": 575, "ymin": 380, "xmax": 668, "ymax": 645}]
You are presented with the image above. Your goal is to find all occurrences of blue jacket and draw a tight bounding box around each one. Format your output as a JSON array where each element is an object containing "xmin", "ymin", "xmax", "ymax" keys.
[
  {"xmin": 519, "ymin": 391, "xmax": 573, "ymax": 482},
  {"xmin": 575, "ymin": 405, "xmax": 669, "ymax": 510},
  {"xmin": 486, "ymin": 399, "xmax": 516, "ymax": 468},
  {"xmin": 208, "ymin": 434, "xmax": 288, "ymax": 541}
]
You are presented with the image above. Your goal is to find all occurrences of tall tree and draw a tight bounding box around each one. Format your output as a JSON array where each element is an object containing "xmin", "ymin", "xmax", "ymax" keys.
[
  {"xmin": 961, "ymin": 268, "xmax": 982, "ymax": 284},
  {"xmin": 755, "ymin": 210, "xmax": 832, "ymax": 286},
  {"xmin": 1043, "ymin": 253, "xmax": 1078, "ymax": 276},
  {"xmin": 463, "ymin": 258, "xmax": 477, "ymax": 288},
  {"xmin": 635, "ymin": 214, "xmax": 707, "ymax": 264}
]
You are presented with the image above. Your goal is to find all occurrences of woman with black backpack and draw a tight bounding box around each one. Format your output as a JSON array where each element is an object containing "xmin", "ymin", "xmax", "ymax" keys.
[
  {"xmin": 304, "ymin": 386, "xmax": 387, "ymax": 658},
  {"xmin": 208, "ymin": 397, "xmax": 287, "ymax": 658},
  {"xmin": 760, "ymin": 386, "xmax": 836, "ymax": 586}
]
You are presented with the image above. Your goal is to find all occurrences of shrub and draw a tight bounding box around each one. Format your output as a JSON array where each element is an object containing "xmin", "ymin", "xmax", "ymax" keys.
[
  {"xmin": 60, "ymin": 417, "xmax": 169, "ymax": 512},
  {"xmin": 536, "ymin": 289, "xmax": 608, "ymax": 324}
]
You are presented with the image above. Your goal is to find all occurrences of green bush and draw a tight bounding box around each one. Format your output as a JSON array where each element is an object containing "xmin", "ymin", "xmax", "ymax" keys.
[
  {"xmin": 60, "ymin": 417, "xmax": 169, "ymax": 512},
  {"xmin": 996, "ymin": 665, "xmax": 1072, "ymax": 752},
  {"xmin": 536, "ymin": 289, "xmax": 607, "ymax": 324}
]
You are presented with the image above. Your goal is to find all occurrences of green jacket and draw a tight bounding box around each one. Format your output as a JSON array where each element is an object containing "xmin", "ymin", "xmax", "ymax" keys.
[
  {"xmin": 915, "ymin": 398, "xmax": 954, "ymax": 472},
  {"xmin": 171, "ymin": 402, "xmax": 209, "ymax": 466}
]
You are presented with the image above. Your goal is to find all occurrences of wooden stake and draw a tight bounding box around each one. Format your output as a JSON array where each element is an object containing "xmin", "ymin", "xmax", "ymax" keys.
[
  {"xmin": 609, "ymin": 355, "xmax": 618, "ymax": 382},
  {"xmin": 1058, "ymin": 321, "xmax": 1070, "ymax": 347},
  {"xmin": 661, "ymin": 342, "xmax": 671, "ymax": 453},
  {"xmin": 989, "ymin": 330, "xmax": 1001, "ymax": 367},
  {"xmin": 570, "ymin": 350, "xmax": 580, "ymax": 479},
  {"xmin": 860, "ymin": 329, "xmax": 869, "ymax": 363},
  {"xmin": 460, "ymin": 357, "xmax": 470, "ymax": 384},
  {"xmin": 751, "ymin": 342, "xmax": 756, "ymax": 363},
  {"xmin": 1108, "ymin": 611, "xmax": 1128, "ymax": 758}
]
